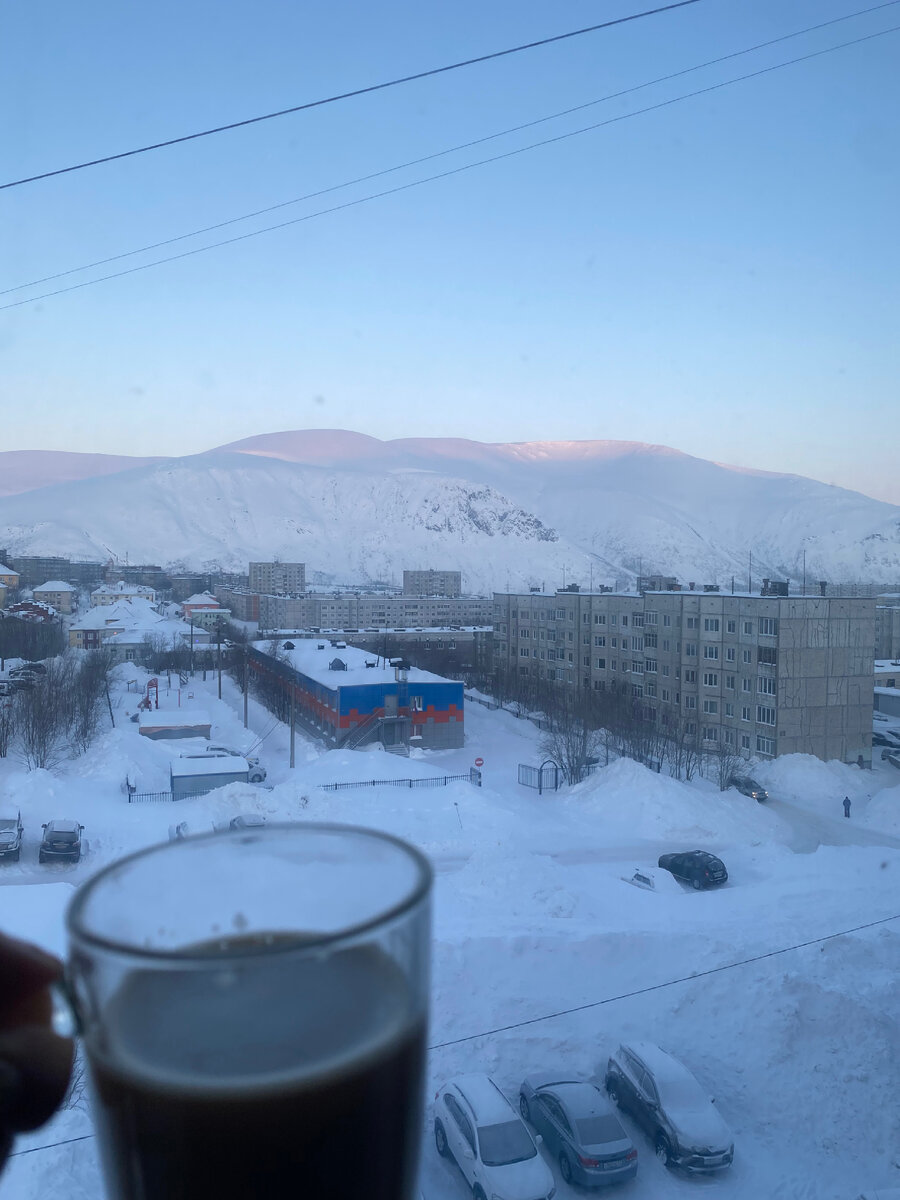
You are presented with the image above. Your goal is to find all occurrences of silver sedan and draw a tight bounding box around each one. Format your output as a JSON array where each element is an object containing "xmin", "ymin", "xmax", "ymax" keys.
[{"xmin": 519, "ymin": 1075, "xmax": 638, "ymax": 1188}]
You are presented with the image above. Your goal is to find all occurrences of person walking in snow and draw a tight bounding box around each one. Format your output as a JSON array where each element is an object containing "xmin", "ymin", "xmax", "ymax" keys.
[{"xmin": 843, "ymin": 795, "xmax": 851, "ymax": 819}]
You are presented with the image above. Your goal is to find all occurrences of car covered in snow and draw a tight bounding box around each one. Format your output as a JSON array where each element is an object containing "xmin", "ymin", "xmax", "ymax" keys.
[
  {"xmin": 39, "ymin": 820, "xmax": 84, "ymax": 864},
  {"xmin": 434, "ymin": 1073, "xmax": 556, "ymax": 1200},
  {"xmin": 728, "ymin": 775, "xmax": 769, "ymax": 802},
  {"xmin": 883, "ymin": 751, "xmax": 900, "ymax": 771},
  {"xmin": 229, "ymin": 814, "xmax": 266, "ymax": 830},
  {"xmin": 0, "ymin": 811, "xmax": 24, "ymax": 862},
  {"xmin": 605, "ymin": 1043, "xmax": 733, "ymax": 1173},
  {"xmin": 657, "ymin": 850, "xmax": 727, "ymax": 889},
  {"xmin": 518, "ymin": 1074, "xmax": 637, "ymax": 1188},
  {"xmin": 872, "ymin": 730, "xmax": 900, "ymax": 749}
]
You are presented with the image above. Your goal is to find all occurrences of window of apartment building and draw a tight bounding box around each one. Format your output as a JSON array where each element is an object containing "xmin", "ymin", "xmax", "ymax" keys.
[
  {"xmin": 723, "ymin": 728, "xmax": 734, "ymax": 745},
  {"xmin": 645, "ymin": 611, "xmax": 658, "ymax": 624},
  {"xmin": 704, "ymin": 617, "xmax": 720, "ymax": 632},
  {"xmin": 611, "ymin": 637, "xmax": 618, "ymax": 648},
  {"xmin": 539, "ymin": 650, "xmax": 545, "ymax": 660},
  {"xmin": 632, "ymin": 684, "xmax": 643, "ymax": 698},
  {"xmin": 758, "ymin": 676, "xmax": 776, "ymax": 695},
  {"xmin": 610, "ymin": 614, "xmax": 617, "ymax": 624},
  {"xmin": 593, "ymin": 679, "xmax": 605, "ymax": 691},
  {"xmin": 632, "ymin": 613, "xmax": 644, "ymax": 626},
  {"xmin": 757, "ymin": 705, "xmax": 776, "ymax": 726},
  {"xmin": 583, "ymin": 656, "xmax": 590, "ymax": 667},
  {"xmin": 646, "ymin": 681, "xmax": 657, "ymax": 697},
  {"xmin": 741, "ymin": 734, "xmax": 751, "ymax": 750},
  {"xmin": 622, "ymin": 660, "xmax": 630, "ymax": 672},
  {"xmin": 594, "ymin": 635, "xmax": 606, "ymax": 647},
  {"xmin": 662, "ymin": 688, "xmax": 670, "ymax": 701},
  {"xmin": 610, "ymin": 659, "xmax": 617, "ymax": 670},
  {"xmin": 703, "ymin": 699, "xmax": 719, "ymax": 714},
  {"xmin": 596, "ymin": 657, "xmax": 606, "ymax": 669},
  {"xmin": 756, "ymin": 735, "xmax": 775, "ymax": 755},
  {"xmin": 742, "ymin": 705, "xmax": 752, "ymax": 720},
  {"xmin": 686, "ymin": 721, "xmax": 696, "ymax": 735},
  {"xmin": 582, "ymin": 613, "xmax": 589, "ymax": 624},
  {"xmin": 520, "ymin": 648, "xmax": 529, "ymax": 657},
  {"xmin": 533, "ymin": 648, "xmax": 539, "ymax": 658},
  {"xmin": 675, "ymin": 667, "xmax": 681, "ymax": 679},
  {"xmin": 582, "ymin": 634, "xmax": 589, "ymax": 645},
  {"xmin": 568, "ymin": 652, "xmax": 574, "ymax": 662},
  {"xmin": 686, "ymin": 616, "xmax": 698, "ymax": 629},
  {"xmin": 548, "ymin": 630, "xmax": 556, "ymax": 642},
  {"xmin": 594, "ymin": 614, "xmax": 606, "ymax": 624},
  {"xmin": 538, "ymin": 610, "xmax": 546, "ymax": 621},
  {"xmin": 685, "ymin": 643, "xmax": 697, "ymax": 656},
  {"xmin": 556, "ymin": 608, "xmax": 566, "ymax": 619},
  {"xmin": 703, "ymin": 672, "xmax": 718, "ymax": 687},
  {"xmin": 703, "ymin": 645, "xmax": 719, "ymax": 660},
  {"xmin": 547, "ymin": 649, "xmax": 556, "ymax": 661},
  {"xmin": 520, "ymin": 628, "xmax": 529, "ymax": 638},
  {"xmin": 511, "ymin": 609, "xmax": 518, "ymax": 618},
  {"xmin": 702, "ymin": 726, "xmax": 719, "ymax": 742},
  {"xmin": 663, "ymin": 614, "xmax": 671, "ymax": 626},
  {"xmin": 567, "ymin": 631, "xmax": 574, "ymax": 641},
  {"xmin": 632, "ymin": 660, "xmax": 643, "ymax": 673},
  {"xmin": 725, "ymin": 702, "xmax": 734, "ymax": 717},
  {"xmin": 621, "ymin": 615, "xmax": 629, "ymax": 627},
  {"xmin": 662, "ymin": 664, "xmax": 670, "ymax": 676},
  {"xmin": 645, "ymin": 658, "xmax": 658, "ymax": 673},
  {"xmin": 684, "ymin": 695, "xmax": 697, "ymax": 709},
  {"xmin": 725, "ymin": 647, "xmax": 736, "ymax": 662},
  {"xmin": 742, "ymin": 620, "xmax": 753, "ymax": 635},
  {"xmin": 742, "ymin": 649, "xmax": 752, "ymax": 664},
  {"xmin": 725, "ymin": 674, "xmax": 735, "ymax": 689},
  {"xmin": 758, "ymin": 646, "xmax": 778, "ymax": 666},
  {"xmin": 662, "ymin": 639, "xmax": 670, "ymax": 652},
  {"xmin": 684, "ymin": 669, "xmax": 696, "ymax": 683},
  {"xmin": 727, "ymin": 619, "xmax": 736, "ymax": 633},
  {"xmin": 631, "ymin": 636, "xmax": 643, "ymax": 651},
  {"xmin": 644, "ymin": 632, "xmax": 658, "ymax": 648},
  {"xmin": 759, "ymin": 617, "xmax": 778, "ymax": 637},
  {"xmin": 742, "ymin": 678, "xmax": 752, "ymax": 693}
]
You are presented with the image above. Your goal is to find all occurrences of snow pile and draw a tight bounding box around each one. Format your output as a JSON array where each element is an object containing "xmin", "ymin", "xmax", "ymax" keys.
[{"xmin": 861, "ymin": 784, "xmax": 900, "ymax": 837}]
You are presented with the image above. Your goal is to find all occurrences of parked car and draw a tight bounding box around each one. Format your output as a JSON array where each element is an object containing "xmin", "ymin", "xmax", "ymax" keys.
[
  {"xmin": 873, "ymin": 731, "xmax": 900, "ymax": 749},
  {"xmin": 230, "ymin": 814, "xmax": 266, "ymax": 830},
  {"xmin": 519, "ymin": 1074, "xmax": 637, "ymax": 1188},
  {"xmin": 0, "ymin": 682, "xmax": 12, "ymax": 697},
  {"xmin": 434, "ymin": 1074, "xmax": 556, "ymax": 1200},
  {"xmin": 657, "ymin": 850, "xmax": 728, "ymax": 889},
  {"xmin": 605, "ymin": 1043, "xmax": 733, "ymax": 1172},
  {"xmin": 0, "ymin": 811, "xmax": 24, "ymax": 862},
  {"xmin": 39, "ymin": 820, "xmax": 84, "ymax": 864},
  {"xmin": 728, "ymin": 775, "xmax": 768, "ymax": 802},
  {"xmin": 10, "ymin": 675, "xmax": 37, "ymax": 690}
]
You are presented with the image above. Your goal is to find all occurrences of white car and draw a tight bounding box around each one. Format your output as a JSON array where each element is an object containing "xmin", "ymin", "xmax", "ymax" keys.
[
  {"xmin": 180, "ymin": 747, "xmax": 267, "ymax": 784},
  {"xmin": 434, "ymin": 1074, "xmax": 555, "ymax": 1200}
]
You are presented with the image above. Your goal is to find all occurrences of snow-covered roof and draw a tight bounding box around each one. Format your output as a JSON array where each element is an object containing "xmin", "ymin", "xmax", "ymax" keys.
[
  {"xmin": 34, "ymin": 580, "xmax": 75, "ymax": 591},
  {"xmin": 0, "ymin": 563, "xmax": 18, "ymax": 575},
  {"xmin": 92, "ymin": 580, "xmax": 156, "ymax": 596},
  {"xmin": 254, "ymin": 639, "xmax": 454, "ymax": 687},
  {"xmin": 139, "ymin": 709, "xmax": 211, "ymax": 729},
  {"xmin": 170, "ymin": 757, "xmax": 248, "ymax": 778},
  {"xmin": 183, "ymin": 592, "xmax": 220, "ymax": 607}
]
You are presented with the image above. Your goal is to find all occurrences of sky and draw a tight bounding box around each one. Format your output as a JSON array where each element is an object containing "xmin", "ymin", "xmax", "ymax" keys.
[{"xmin": 1, "ymin": 0, "xmax": 898, "ymax": 501}]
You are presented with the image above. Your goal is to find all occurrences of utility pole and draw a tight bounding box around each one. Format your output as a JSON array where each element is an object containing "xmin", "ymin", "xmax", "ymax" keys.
[
  {"xmin": 802, "ymin": 549, "xmax": 807, "ymax": 595},
  {"xmin": 216, "ymin": 620, "xmax": 222, "ymax": 700},
  {"xmin": 190, "ymin": 619, "xmax": 194, "ymax": 675}
]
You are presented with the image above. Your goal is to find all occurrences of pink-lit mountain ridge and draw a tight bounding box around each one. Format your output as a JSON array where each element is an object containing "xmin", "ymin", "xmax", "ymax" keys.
[{"xmin": 0, "ymin": 431, "xmax": 898, "ymax": 591}]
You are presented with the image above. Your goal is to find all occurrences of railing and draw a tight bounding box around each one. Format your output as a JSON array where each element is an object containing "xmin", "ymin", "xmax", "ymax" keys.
[
  {"xmin": 128, "ymin": 791, "xmax": 174, "ymax": 804},
  {"xmin": 341, "ymin": 712, "xmax": 382, "ymax": 750},
  {"xmin": 518, "ymin": 763, "xmax": 561, "ymax": 792},
  {"xmin": 321, "ymin": 768, "xmax": 480, "ymax": 792}
]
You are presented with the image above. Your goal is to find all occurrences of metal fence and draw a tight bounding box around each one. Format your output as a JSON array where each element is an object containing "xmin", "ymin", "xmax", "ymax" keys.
[
  {"xmin": 321, "ymin": 768, "xmax": 480, "ymax": 792},
  {"xmin": 517, "ymin": 763, "xmax": 561, "ymax": 793},
  {"xmin": 128, "ymin": 791, "xmax": 174, "ymax": 804}
]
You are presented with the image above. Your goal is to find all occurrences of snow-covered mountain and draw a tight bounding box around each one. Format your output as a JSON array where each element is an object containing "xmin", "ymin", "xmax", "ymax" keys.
[{"xmin": 1, "ymin": 431, "xmax": 899, "ymax": 591}]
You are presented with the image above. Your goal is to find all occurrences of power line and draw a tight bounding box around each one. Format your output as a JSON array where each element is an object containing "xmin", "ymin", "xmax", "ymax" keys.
[
  {"xmin": 0, "ymin": 1, "xmax": 703, "ymax": 192},
  {"xmin": 428, "ymin": 911, "xmax": 900, "ymax": 1050},
  {"xmin": 4, "ymin": 0, "xmax": 896, "ymax": 299},
  {"xmin": 10, "ymin": 910, "xmax": 898, "ymax": 1160},
  {"xmin": 3, "ymin": 20, "xmax": 897, "ymax": 314}
]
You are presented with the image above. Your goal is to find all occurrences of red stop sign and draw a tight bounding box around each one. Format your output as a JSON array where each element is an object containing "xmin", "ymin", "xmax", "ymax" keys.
[{"xmin": 474, "ymin": 757, "xmax": 484, "ymax": 767}]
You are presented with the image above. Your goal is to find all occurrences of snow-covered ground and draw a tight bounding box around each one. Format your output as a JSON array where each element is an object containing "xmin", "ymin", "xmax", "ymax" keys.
[{"xmin": 1, "ymin": 665, "xmax": 898, "ymax": 1199}]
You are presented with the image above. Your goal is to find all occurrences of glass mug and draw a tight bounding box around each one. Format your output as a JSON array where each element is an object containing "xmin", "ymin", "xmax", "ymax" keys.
[{"xmin": 64, "ymin": 823, "xmax": 432, "ymax": 1200}]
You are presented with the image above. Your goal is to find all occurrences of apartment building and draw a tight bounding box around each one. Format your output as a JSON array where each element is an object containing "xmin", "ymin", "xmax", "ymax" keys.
[
  {"xmin": 493, "ymin": 588, "xmax": 874, "ymax": 765},
  {"xmin": 32, "ymin": 580, "xmax": 77, "ymax": 614},
  {"xmin": 91, "ymin": 581, "xmax": 157, "ymax": 606},
  {"xmin": 248, "ymin": 562, "xmax": 305, "ymax": 595},
  {"xmin": 875, "ymin": 597, "xmax": 900, "ymax": 660},
  {"xmin": 259, "ymin": 592, "xmax": 492, "ymax": 631},
  {"xmin": 403, "ymin": 569, "xmax": 461, "ymax": 597}
]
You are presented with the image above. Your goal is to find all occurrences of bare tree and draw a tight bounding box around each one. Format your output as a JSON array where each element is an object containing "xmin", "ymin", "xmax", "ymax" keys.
[
  {"xmin": 537, "ymin": 683, "xmax": 604, "ymax": 785},
  {"xmin": 0, "ymin": 695, "xmax": 16, "ymax": 758},
  {"xmin": 708, "ymin": 739, "xmax": 744, "ymax": 791},
  {"xmin": 16, "ymin": 661, "xmax": 69, "ymax": 770},
  {"xmin": 664, "ymin": 712, "xmax": 703, "ymax": 781},
  {"xmin": 68, "ymin": 649, "xmax": 115, "ymax": 753}
]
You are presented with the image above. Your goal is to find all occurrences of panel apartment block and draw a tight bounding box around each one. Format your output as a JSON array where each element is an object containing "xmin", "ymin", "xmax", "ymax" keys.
[
  {"xmin": 259, "ymin": 592, "xmax": 493, "ymax": 631},
  {"xmin": 493, "ymin": 589, "xmax": 874, "ymax": 765},
  {"xmin": 403, "ymin": 570, "xmax": 462, "ymax": 597},
  {"xmin": 248, "ymin": 561, "xmax": 306, "ymax": 595}
]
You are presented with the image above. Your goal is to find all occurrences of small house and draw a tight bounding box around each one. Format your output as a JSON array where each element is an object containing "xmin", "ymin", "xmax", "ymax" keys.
[{"xmin": 170, "ymin": 756, "xmax": 250, "ymax": 800}]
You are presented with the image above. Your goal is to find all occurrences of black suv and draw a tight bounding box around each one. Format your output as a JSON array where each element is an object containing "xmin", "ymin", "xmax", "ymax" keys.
[
  {"xmin": 39, "ymin": 820, "xmax": 84, "ymax": 864},
  {"xmin": 658, "ymin": 850, "xmax": 727, "ymax": 889},
  {"xmin": 605, "ymin": 1043, "xmax": 733, "ymax": 1173}
]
